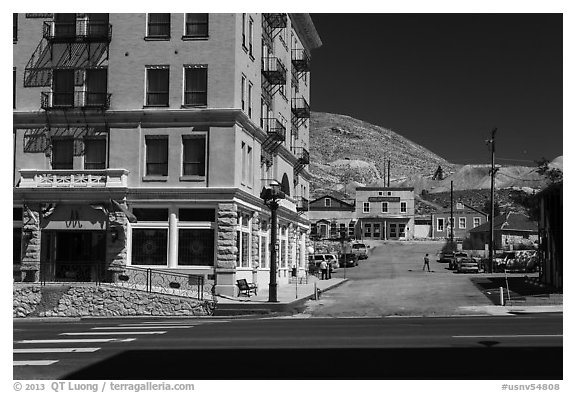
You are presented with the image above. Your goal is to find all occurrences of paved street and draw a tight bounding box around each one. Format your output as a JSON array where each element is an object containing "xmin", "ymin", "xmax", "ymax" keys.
[
  {"xmin": 14, "ymin": 314, "xmax": 562, "ymax": 380},
  {"xmin": 303, "ymin": 241, "xmax": 508, "ymax": 317}
]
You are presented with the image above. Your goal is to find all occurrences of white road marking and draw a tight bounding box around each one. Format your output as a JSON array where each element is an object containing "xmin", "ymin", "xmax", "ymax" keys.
[
  {"xmin": 14, "ymin": 347, "xmax": 100, "ymax": 354},
  {"xmin": 15, "ymin": 338, "xmax": 137, "ymax": 344},
  {"xmin": 14, "ymin": 360, "xmax": 59, "ymax": 366},
  {"xmin": 93, "ymin": 326, "xmax": 193, "ymax": 330},
  {"xmin": 453, "ymin": 334, "xmax": 562, "ymax": 338},
  {"xmin": 61, "ymin": 331, "xmax": 166, "ymax": 336}
]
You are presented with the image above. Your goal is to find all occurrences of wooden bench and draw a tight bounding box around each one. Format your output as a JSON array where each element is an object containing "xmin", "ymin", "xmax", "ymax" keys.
[{"xmin": 236, "ymin": 279, "xmax": 257, "ymax": 297}]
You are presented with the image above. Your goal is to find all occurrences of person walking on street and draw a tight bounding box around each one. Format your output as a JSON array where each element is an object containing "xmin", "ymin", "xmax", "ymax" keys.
[
  {"xmin": 423, "ymin": 253, "xmax": 431, "ymax": 272},
  {"xmin": 320, "ymin": 260, "xmax": 328, "ymax": 280}
]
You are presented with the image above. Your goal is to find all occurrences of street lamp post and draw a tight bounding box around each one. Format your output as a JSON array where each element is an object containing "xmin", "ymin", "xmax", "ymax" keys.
[{"xmin": 260, "ymin": 181, "xmax": 285, "ymax": 303}]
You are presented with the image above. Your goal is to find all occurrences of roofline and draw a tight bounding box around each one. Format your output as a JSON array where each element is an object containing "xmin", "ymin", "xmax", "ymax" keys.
[
  {"xmin": 309, "ymin": 194, "xmax": 355, "ymax": 208},
  {"xmin": 356, "ymin": 187, "xmax": 415, "ymax": 191},
  {"xmin": 289, "ymin": 14, "xmax": 322, "ymax": 52}
]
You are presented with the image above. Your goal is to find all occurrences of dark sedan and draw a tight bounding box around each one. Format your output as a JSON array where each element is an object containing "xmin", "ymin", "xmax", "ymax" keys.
[{"xmin": 338, "ymin": 253, "xmax": 359, "ymax": 267}]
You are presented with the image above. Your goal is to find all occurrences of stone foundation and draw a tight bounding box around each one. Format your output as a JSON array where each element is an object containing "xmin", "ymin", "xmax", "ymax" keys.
[
  {"xmin": 13, "ymin": 285, "xmax": 216, "ymax": 318},
  {"xmin": 13, "ymin": 286, "xmax": 42, "ymax": 318}
]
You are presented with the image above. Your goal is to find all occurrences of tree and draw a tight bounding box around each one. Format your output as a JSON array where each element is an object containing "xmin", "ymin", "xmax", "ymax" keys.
[
  {"xmin": 535, "ymin": 158, "xmax": 563, "ymax": 184},
  {"xmin": 482, "ymin": 200, "xmax": 501, "ymax": 217}
]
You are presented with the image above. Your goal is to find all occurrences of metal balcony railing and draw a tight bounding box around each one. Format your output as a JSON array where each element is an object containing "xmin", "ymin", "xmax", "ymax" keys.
[
  {"xmin": 263, "ymin": 13, "xmax": 287, "ymax": 29},
  {"xmin": 43, "ymin": 20, "xmax": 112, "ymax": 42},
  {"xmin": 297, "ymin": 197, "xmax": 309, "ymax": 212},
  {"xmin": 261, "ymin": 57, "xmax": 287, "ymax": 85},
  {"xmin": 261, "ymin": 118, "xmax": 286, "ymax": 142},
  {"xmin": 297, "ymin": 147, "xmax": 310, "ymax": 165},
  {"xmin": 41, "ymin": 91, "xmax": 111, "ymax": 110},
  {"xmin": 291, "ymin": 49, "xmax": 311, "ymax": 72},
  {"xmin": 291, "ymin": 97, "xmax": 310, "ymax": 118}
]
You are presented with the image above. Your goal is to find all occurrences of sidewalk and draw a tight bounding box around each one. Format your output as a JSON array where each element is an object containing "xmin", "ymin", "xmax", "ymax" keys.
[{"xmin": 213, "ymin": 276, "xmax": 348, "ymax": 316}]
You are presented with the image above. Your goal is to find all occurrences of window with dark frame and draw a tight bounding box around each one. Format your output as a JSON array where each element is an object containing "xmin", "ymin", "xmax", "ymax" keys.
[
  {"xmin": 241, "ymin": 14, "xmax": 246, "ymax": 48},
  {"xmin": 182, "ymin": 135, "xmax": 206, "ymax": 176},
  {"xmin": 146, "ymin": 67, "xmax": 169, "ymax": 106},
  {"xmin": 400, "ymin": 201, "xmax": 407, "ymax": 213},
  {"xmin": 241, "ymin": 75, "xmax": 246, "ymax": 111},
  {"xmin": 13, "ymin": 13, "xmax": 17, "ymax": 41},
  {"xmin": 51, "ymin": 138, "xmax": 74, "ymax": 169},
  {"xmin": 178, "ymin": 229, "xmax": 214, "ymax": 266},
  {"xmin": 248, "ymin": 82, "xmax": 253, "ymax": 118},
  {"xmin": 132, "ymin": 208, "xmax": 169, "ymax": 221},
  {"xmin": 184, "ymin": 14, "xmax": 208, "ymax": 38},
  {"xmin": 145, "ymin": 136, "xmax": 168, "ymax": 176},
  {"xmin": 184, "ymin": 66, "xmax": 207, "ymax": 106},
  {"xmin": 84, "ymin": 138, "xmax": 107, "ymax": 169},
  {"xmin": 131, "ymin": 228, "xmax": 168, "ymax": 265},
  {"xmin": 147, "ymin": 13, "xmax": 171, "ymax": 38},
  {"xmin": 248, "ymin": 17, "xmax": 254, "ymax": 56}
]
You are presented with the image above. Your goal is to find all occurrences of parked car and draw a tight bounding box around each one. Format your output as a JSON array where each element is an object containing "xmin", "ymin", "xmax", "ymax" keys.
[
  {"xmin": 338, "ymin": 253, "xmax": 359, "ymax": 267},
  {"xmin": 310, "ymin": 254, "xmax": 339, "ymax": 272},
  {"xmin": 494, "ymin": 250, "xmax": 538, "ymax": 272},
  {"xmin": 457, "ymin": 257, "xmax": 481, "ymax": 273},
  {"xmin": 449, "ymin": 252, "xmax": 469, "ymax": 270},
  {"xmin": 351, "ymin": 243, "xmax": 368, "ymax": 259},
  {"xmin": 437, "ymin": 251, "xmax": 455, "ymax": 263}
]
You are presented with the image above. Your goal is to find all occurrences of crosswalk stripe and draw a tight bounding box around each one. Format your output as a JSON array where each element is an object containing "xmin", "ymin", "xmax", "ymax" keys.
[
  {"xmin": 15, "ymin": 338, "xmax": 136, "ymax": 344},
  {"xmin": 93, "ymin": 326, "xmax": 193, "ymax": 330},
  {"xmin": 61, "ymin": 331, "xmax": 166, "ymax": 336},
  {"xmin": 13, "ymin": 348, "xmax": 100, "ymax": 354},
  {"xmin": 14, "ymin": 360, "xmax": 59, "ymax": 366}
]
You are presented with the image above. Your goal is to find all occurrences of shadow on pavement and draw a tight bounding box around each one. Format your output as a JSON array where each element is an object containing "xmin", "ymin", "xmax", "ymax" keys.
[
  {"xmin": 471, "ymin": 276, "xmax": 561, "ymax": 305},
  {"xmin": 65, "ymin": 347, "xmax": 562, "ymax": 380}
]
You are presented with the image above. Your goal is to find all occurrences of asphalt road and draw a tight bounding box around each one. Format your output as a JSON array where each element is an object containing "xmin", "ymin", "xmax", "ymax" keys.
[
  {"xmin": 14, "ymin": 314, "xmax": 562, "ymax": 380},
  {"xmin": 304, "ymin": 241, "xmax": 503, "ymax": 317}
]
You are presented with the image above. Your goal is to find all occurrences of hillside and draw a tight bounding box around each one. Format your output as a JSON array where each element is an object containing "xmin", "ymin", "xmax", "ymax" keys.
[
  {"xmin": 308, "ymin": 111, "xmax": 554, "ymax": 200},
  {"xmin": 309, "ymin": 111, "xmax": 457, "ymax": 197}
]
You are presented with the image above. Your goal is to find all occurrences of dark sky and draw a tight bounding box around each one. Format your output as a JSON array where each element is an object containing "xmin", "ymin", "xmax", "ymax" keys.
[{"xmin": 309, "ymin": 14, "xmax": 563, "ymax": 166}]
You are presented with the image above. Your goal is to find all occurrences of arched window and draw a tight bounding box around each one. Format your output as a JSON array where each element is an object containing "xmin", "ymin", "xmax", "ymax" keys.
[{"xmin": 281, "ymin": 173, "xmax": 290, "ymax": 196}]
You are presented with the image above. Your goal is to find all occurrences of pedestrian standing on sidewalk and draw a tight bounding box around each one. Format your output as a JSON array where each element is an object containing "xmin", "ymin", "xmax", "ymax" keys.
[
  {"xmin": 320, "ymin": 260, "xmax": 328, "ymax": 280},
  {"xmin": 423, "ymin": 253, "xmax": 431, "ymax": 272},
  {"xmin": 328, "ymin": 261, "xmax": 333, "ymax": 279}
]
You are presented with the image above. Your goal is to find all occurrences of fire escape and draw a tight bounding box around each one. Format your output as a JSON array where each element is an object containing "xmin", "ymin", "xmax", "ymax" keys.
[
  {"xmin": 22, "ymin": 14, "xmax": 112, "ymax": 155},
  {"xmin": 260, "ymin": 13, "xmax": 288, "ymax": 168}
]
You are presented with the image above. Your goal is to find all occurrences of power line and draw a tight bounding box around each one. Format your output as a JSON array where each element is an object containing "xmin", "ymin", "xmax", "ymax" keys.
[{"xmin": 498, "ymin": 171, "xmax": 539, "ymax": 182}]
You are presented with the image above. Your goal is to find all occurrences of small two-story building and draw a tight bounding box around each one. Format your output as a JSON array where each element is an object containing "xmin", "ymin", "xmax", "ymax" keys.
[
  {"xmin": 308, "ymin": 194, "xmax": 356, "ymax": 239},
  {"xmin": 355, "ymin": 187, "xmax": 415, "ymax": 240},
  {"xmin": 432, "ymin": 202, "xmax": 488, "ymax": 240}
]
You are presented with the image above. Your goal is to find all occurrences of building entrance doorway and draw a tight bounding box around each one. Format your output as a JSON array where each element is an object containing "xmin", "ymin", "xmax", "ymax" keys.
[
  {"xmin": 41, "ymin": 231, "xmax": 106, "ymax": 282},
  {"xmin": 388, "ymin": 223, "xmax": 407, "ymax": 240}
]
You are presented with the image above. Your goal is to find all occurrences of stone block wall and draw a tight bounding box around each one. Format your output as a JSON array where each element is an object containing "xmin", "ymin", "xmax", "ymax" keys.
[
  {"xmin": 215, "ymin": 203, "xmax": 238, "ymax": 296},
  {"xmin": 20, "ymin": 205, "xmax": 40, "ymax": 282},
  {"xmin": 13, "ymin": 286, "xmax": 42, "ymax": 317},
  {"xmin": 13, "ymin": 285, "xmax": 215, "ymax": 318},
  {"xmin": 106, "ymin": 208, "xmax": 128, "ymax": 282}
]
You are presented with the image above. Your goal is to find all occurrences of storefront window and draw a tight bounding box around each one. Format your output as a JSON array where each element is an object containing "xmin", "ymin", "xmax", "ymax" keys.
[
  {"xmin": 131, "ymin": 228, "xmax": 168, "ymax": 265},
  {"xmin": 178, "ymin": 229, "xmax": 214, "ymax": 266}
]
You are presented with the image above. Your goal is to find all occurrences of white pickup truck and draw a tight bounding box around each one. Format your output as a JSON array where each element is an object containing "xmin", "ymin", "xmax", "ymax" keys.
[{"xmin": 351, "ymin": 243, "xmax": 368, "ymax": 260}]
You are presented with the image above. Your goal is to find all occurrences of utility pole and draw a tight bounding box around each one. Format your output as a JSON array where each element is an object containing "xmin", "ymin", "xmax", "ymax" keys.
[
  {"xmin": 387, "ymin": 159, "xmax": 390, "ymax": 187},
  {"xmin": 487, "ymin": 128, "xmax": 497, "ymax": 273},
  {"xmin": 450, "ymin": 180, "xmax": 454, "ymax": 244}
]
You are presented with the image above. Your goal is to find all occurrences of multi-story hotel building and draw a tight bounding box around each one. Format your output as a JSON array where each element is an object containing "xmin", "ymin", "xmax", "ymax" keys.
[{"xmin": 13, "ymin": 13, "xmax": 321, "ymax": 296}]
